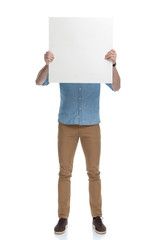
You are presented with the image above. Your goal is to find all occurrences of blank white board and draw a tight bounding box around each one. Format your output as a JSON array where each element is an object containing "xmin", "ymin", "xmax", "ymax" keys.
[{"xmin": 49, "ymin": 17, "xmax": 113, "ymax": 83}]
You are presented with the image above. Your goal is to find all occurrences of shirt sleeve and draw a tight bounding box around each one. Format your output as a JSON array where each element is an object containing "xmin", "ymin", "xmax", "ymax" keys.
[
  {"xmin": 42, "ymin": 74, "xmax": 49, "ymax": 86},
  {"xmin": 105, "ymin": 83, "xmax": 115, "ymax": 91}
]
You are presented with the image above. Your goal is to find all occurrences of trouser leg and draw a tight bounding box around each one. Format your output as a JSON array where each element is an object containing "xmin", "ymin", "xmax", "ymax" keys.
[
  {"xmin": 80, "ymin": 124, "xmax": 102, "ymax": 217},
  {"xmin": 57, "ymin": 123, "xmax": 79, "ymax": 218}
]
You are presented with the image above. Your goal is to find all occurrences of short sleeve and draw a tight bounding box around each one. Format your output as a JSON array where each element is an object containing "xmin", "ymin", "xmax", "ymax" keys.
[
  {"xmin": 105, "ymin": 83, "xmax": 115, "ymax": 91},
  {"xmin": 42, "ymin": 74, "xmax": 49, "ymax": 86}
]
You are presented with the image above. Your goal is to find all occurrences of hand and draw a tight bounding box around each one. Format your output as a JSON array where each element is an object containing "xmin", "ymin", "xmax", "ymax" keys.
[
  {"xmin": 44, "ymin": 51, "xmax": 55, "ymax": 65},
  {"xmin": 104, "ymin": 49, "xmax": 117, "ymax": 64}
]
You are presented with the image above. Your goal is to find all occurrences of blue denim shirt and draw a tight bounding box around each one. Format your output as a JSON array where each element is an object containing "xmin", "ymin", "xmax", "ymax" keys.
[{"xmin": 42, "ymin": 74, "xmax": 115, "ymax": 125}]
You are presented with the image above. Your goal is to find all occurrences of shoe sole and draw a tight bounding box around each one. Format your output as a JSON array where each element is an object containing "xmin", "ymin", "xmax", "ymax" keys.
[
  {"xmin": 54, "ymin": 224, "xmax": 68, "ymax": 235},
  {"xmin": 92, "ymin": 224, "xmax": 106, "ymax": 234}
]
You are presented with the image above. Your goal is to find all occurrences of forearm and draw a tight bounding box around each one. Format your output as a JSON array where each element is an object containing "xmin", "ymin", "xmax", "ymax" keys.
[
  {"xmin": 35, "ymin": 64, "xmax": 49, "ymax": 85},
  {"xmin": 112, "ymin": 66, "xmax": 121, "ymax": 91}
]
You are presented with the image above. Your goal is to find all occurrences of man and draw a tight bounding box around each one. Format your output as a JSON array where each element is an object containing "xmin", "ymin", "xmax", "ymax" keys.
[{"xmin": 35, "ymin": 49, "xmax": 121, "ymax": 235}]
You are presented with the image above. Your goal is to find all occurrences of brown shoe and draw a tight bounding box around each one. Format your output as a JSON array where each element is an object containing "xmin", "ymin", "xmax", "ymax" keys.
[
  {"xmin": 92, "ymin": 216, "xmax": 106, "ymax": 234},
  {"xmin": 54, "ymin": 218, "xmax": 68, "ymax": 234}
]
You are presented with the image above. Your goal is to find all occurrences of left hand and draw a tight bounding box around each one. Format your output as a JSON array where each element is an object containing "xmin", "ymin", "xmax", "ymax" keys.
[{"xmin": 104, "ymin": 49, "xmax": 117, "ymax": 64}]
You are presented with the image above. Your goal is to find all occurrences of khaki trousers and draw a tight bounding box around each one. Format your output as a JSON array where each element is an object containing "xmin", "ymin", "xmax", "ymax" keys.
[{"xmin": 57, "ymin": 122, "xmax": 102, "ymax": 218}]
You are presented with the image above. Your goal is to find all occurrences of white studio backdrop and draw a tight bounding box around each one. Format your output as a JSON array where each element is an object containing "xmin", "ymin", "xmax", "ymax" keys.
[
  {"xmin": 0, "ymin": 1, "xmax": 160, "ymax": 240},
  {"xmin": 49, "ymin": 17, "xmax": 113, "ymax": 83}
]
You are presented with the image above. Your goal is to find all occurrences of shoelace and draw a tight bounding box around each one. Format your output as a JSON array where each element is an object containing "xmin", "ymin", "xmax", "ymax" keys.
[
  {"xmin": 94, "ymin": 216, "xmax": 104, "ymax": 226},
  {"xmin": 58, "ymin": 218, "xmax": 67, "ymax": 226}
]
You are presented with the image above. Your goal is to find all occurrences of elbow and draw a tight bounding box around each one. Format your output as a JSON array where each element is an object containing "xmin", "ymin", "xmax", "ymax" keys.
[
  {"xmin": 113, "ymin": 85, "xmax": 121, "ymax": 91},
  {"xmin": 35, "ymin": 80, "xmax": 39, "ymax": 85},
  {"xmin": 35, "ymin": 77, "xmax": 39, "ymax": 85},
  {"xmin": 112, "ymin": 78, "xmax": 121, "ymax": 91},
  {"xmin": 35, "ymin": 78, "xmax": 42, "ymax": 86}
]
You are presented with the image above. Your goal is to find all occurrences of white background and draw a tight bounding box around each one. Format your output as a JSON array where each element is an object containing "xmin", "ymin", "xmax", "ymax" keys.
[{"xmin": 0, "ymin": 0, "xmax": 160, "ymax": 240}]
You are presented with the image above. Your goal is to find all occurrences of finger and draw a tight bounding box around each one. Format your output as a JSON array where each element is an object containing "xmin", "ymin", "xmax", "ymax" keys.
[
  {"xmin": 105, "ymin": 51, "xmax": 116, "ymax": 55},
  {"xmin": 106, "ymin": 57, "xmax": 112, "ymax": 61},
  {"xmin": 109, "ymin": 49, "xmax": 116, "ymax": 54},
  {"xmin": 45, "ymin": 56, "xmax": 53, "ymax": 60},
  {"xmin": 45, "ymin": 51, "xmax": 53, "ymax": 55},
  {"xmin": 106, "ymin": 50, "xmax": 116, "ymax": 56},
  {"xmin": 105, "ymin": 53, "xmax": 116, "ymax": 57},
  {"xmin": 106, "ymin": 52, "xmax": 116, "ymax": 57},
  {"xmin": 45, "ymin": 52, "xmax": 54, "ymax": 58},
  {"xmin": 107, "ymin": 51, "xmax": 116, "ymax": 55},
  {"xmin": 45, "ymin": 54, "xmax": 54, "ymax": 59},
  {"xmin": 107, "ymin": 56, "xmax": 116, "ymax": 62},
  {"xmin": 48, "ymin": 53, "xmax": 54, "ymax": 58},
  {"xmin": 111, "ymin": 49, "xmax": 116, "ymax": 53},
  {"xmin": 105, "ymin": 56, "xmax": 116, "ymax": 62},
  {"xmin": 105, "ymin": 53, "xmax": 116, "ymax": 59}
]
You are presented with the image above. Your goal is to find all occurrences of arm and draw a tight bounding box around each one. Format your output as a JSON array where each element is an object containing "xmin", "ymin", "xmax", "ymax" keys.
[
  {"xmin": 105, "ymin": 49, "xmax": 121, "ymax": 91},
  {"xmin": 112, "ymin": 65, "xmax": 121, "ymax": 91},
  {"xmin": 35, "ymin": 64, "xmax": 49, "ymax": 85},
  {"xmin": 35, "ymin": 51, "xmax": 54, "ymax": 85}
]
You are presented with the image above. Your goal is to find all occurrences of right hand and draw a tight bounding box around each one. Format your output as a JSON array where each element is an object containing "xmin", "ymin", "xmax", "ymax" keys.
[{"xmin": 44, "ymin": 51, "xmax": 55, "ymax": 65}]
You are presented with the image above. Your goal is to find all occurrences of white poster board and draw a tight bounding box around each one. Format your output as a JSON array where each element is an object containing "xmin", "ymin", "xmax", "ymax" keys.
[{"xmin": 49, "ymin": 17, "xmax": 113, "ymax": 83}]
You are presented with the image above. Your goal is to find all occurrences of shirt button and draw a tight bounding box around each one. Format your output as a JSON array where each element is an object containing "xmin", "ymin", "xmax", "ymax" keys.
[
  {"xmin": 79, "ymin": 107, "xmax": 81, "ymax": 110},
  {"xmin": 79, "ymin": 97, "xmax": 81, "ymax": 100},
  {"xmin": 78, "ymin": 115, "xmax": 80, "ymax": 118},
  {"xmin": 79, "ymin": 88, "xmax": 81, "ymax": 90}
]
